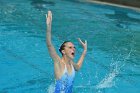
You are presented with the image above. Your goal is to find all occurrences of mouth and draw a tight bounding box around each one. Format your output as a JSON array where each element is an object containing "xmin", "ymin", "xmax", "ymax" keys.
[{"xmin": 71, "ymin": 52, "xmax": 75, "ymax": 56}]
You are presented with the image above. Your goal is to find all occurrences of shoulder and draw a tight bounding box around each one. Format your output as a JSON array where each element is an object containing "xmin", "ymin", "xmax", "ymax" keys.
[
  {"xmin": 54, "ymin": 59, "xmax": 63, "ymax": 68},
  {"xmin": 70, "ymin": 61, "xmax": 80, "ymax": 71}
]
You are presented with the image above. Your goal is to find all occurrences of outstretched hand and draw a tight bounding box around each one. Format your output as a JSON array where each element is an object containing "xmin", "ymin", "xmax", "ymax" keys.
[
  {"xmin": 78, "ymin": 38, "xmax": 87, "ymax": 52},
  {"xmin": 46, "ymin": 11, "xmax": 52, "ymax": 26}
]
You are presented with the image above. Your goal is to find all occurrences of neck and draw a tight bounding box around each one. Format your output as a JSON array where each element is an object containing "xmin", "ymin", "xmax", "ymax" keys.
[{"xmin": 62, "ymin": 55, "xmax": 72, "ymax": 65}]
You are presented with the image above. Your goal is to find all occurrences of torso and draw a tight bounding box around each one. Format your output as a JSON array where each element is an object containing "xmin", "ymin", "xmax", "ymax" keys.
[
  {"xmin": 54, "ymin": 60, "xmax": 74, "ymax": 80},
  {"xmin": 54, "ymin": 61, "xmax": 75, "ymax": 93}
]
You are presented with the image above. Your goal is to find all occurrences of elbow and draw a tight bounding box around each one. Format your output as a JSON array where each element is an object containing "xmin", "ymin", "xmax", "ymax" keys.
[{"xmin": 75, "ymin": 65, "xmax": 81, "ymax": 71}]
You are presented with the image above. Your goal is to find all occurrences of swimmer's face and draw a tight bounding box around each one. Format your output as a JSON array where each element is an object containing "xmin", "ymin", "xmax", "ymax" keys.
[{"xmin": 62, "ymin": 42, "xmax": 75, "ymax": 59}]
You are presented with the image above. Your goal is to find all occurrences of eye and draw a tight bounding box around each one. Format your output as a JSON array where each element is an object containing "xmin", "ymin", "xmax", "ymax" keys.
[
  {"xmin": 69, "ymin": 47, "xmax": 72, "ymax": 49},
  {"xmin": 68, "ymin": 47, "xmax": 76, "ymax": 49}
]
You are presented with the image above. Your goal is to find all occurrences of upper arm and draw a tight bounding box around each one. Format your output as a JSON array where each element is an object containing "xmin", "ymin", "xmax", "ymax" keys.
[{"xmin": 47, "ymin": 44, "xmax": 61, "ymax": 62}]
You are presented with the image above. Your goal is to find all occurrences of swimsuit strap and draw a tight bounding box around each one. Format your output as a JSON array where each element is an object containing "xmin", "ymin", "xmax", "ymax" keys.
[{"xmin": 71, "ymin": 63, "xmax": 74, "ymax": 72}]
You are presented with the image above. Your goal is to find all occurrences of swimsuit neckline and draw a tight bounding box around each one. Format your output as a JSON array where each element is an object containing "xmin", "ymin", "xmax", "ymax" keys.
[{"xmin": 62, "ymin": 62, "xmax": 74, "ymax": 76}]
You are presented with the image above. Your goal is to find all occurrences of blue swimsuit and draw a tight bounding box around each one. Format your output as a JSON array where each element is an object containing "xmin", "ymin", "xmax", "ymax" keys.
[{"xmin": 55, "ymin": 63, "xmax": 75, "ymax": 93}]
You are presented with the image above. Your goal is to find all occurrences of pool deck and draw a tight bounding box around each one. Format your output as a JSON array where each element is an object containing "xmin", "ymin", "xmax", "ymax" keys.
[{"xmin": 81, "ymin": 0, "xmax": 140, "ymax": 12}]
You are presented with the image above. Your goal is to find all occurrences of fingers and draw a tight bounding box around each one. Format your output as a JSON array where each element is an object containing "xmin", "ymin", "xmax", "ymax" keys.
[
  {"xmin": 48, "ymin": 10, "xmax": 51, "ymax": 13},
  {"xmin": 46, "ymin": 11, "xmax": 52, "ymax": 19},
  {"xmin": 78, "ymin": 38, "xmax": 87, "ymax": 51},
  {"xmin": 78, "ymin": 38, "xmax": 82, "ymax": 44},
  {"xmin": 78, "ymin": 38, "xmax": 87, "ymax": 45},
  {"xmin": 48, "ymin": 11, "xmax": 51, "ymax": 16},
  {"xmin": 46, "ymin": 10, "xmax": 52, "ymax": 25}
]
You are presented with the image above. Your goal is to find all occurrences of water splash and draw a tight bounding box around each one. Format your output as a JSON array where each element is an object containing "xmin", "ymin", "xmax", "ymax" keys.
[
  {"xmin": 95, "ymin": 48, "xmax": 132, "ymax": 89},
  {"xmin": 47, "ymin": 83, "xmax": 55, "ymax": 93},
  {"xmin": 95, "ymin": 64, "xmax": 119, "ymax": 89}
]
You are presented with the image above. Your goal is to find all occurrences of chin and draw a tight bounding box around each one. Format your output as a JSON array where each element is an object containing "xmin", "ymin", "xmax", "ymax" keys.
[
  {"xmin": 67, "ymin": 54, "xmax": 75, "ymax": 60},
  {"xmin": 70, "ymin": 56, "xmax": 74, "ymax": 59}
]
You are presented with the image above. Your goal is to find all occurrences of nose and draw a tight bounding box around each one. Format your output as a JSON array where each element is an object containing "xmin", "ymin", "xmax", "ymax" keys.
[{"xmin": 73, "ymin": 47, "xmax": 75, "ymax": 51}]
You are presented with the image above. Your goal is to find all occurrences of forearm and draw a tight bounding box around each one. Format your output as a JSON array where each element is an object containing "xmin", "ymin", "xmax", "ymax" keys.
[
  {"xmin": 76, "ymin": 50, "xmax": 87, "ymax": 70},
  {"xmin": 46, "ymin": 24, "xmax": 52, "ymax": 46}
]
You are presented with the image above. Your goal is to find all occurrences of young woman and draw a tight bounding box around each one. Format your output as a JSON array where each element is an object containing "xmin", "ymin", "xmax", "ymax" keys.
[{"xmin": 46, "ymin": 11, "xmax": 87, "ymax": 93}]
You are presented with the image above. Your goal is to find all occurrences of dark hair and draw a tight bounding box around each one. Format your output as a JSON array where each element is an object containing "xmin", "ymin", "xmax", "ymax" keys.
[{"xmin": 59, "ymin": 41, "xmax": 70, "ymax": 55}]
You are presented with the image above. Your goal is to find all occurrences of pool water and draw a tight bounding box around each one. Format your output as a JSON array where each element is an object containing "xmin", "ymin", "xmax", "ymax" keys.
[{"xmin": 0, "ymin": 0, "xmax": 140, "ymax": 93}]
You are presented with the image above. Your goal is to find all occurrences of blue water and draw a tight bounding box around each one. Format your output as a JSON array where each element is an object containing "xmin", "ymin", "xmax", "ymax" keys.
[{"xmin": 0, "ymin": 0, "xmax": 140, "ymax": 93}]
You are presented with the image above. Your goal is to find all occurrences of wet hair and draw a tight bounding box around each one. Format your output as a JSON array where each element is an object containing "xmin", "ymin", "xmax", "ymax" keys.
[{"xmin": 59, "ymin": 41, "xmax": 70, "ymax": 55}]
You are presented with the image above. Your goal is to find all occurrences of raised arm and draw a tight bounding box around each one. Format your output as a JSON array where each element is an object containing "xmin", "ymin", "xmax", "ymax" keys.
[
  {"xmin": 46, "ymin": 11, "xmax": 60, "ymax": 62},
  {"xmin": 73, "ymin": 38, "xmax": 87, "ymax": 71}
]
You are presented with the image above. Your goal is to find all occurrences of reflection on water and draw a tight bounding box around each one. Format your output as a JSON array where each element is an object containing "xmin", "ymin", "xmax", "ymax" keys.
[
  {"xmin": 29, "ymin": 0, "xmax": 55, "ymax": 10},
  {"xmin": 105, "ymin": 10, "xmax": 140, "ymax": 29}
]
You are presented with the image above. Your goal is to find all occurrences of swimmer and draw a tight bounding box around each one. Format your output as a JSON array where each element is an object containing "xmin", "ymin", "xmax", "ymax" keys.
[{"xmin": 46, "ymin": 10, "xmax": 87, "ymax": 93}]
